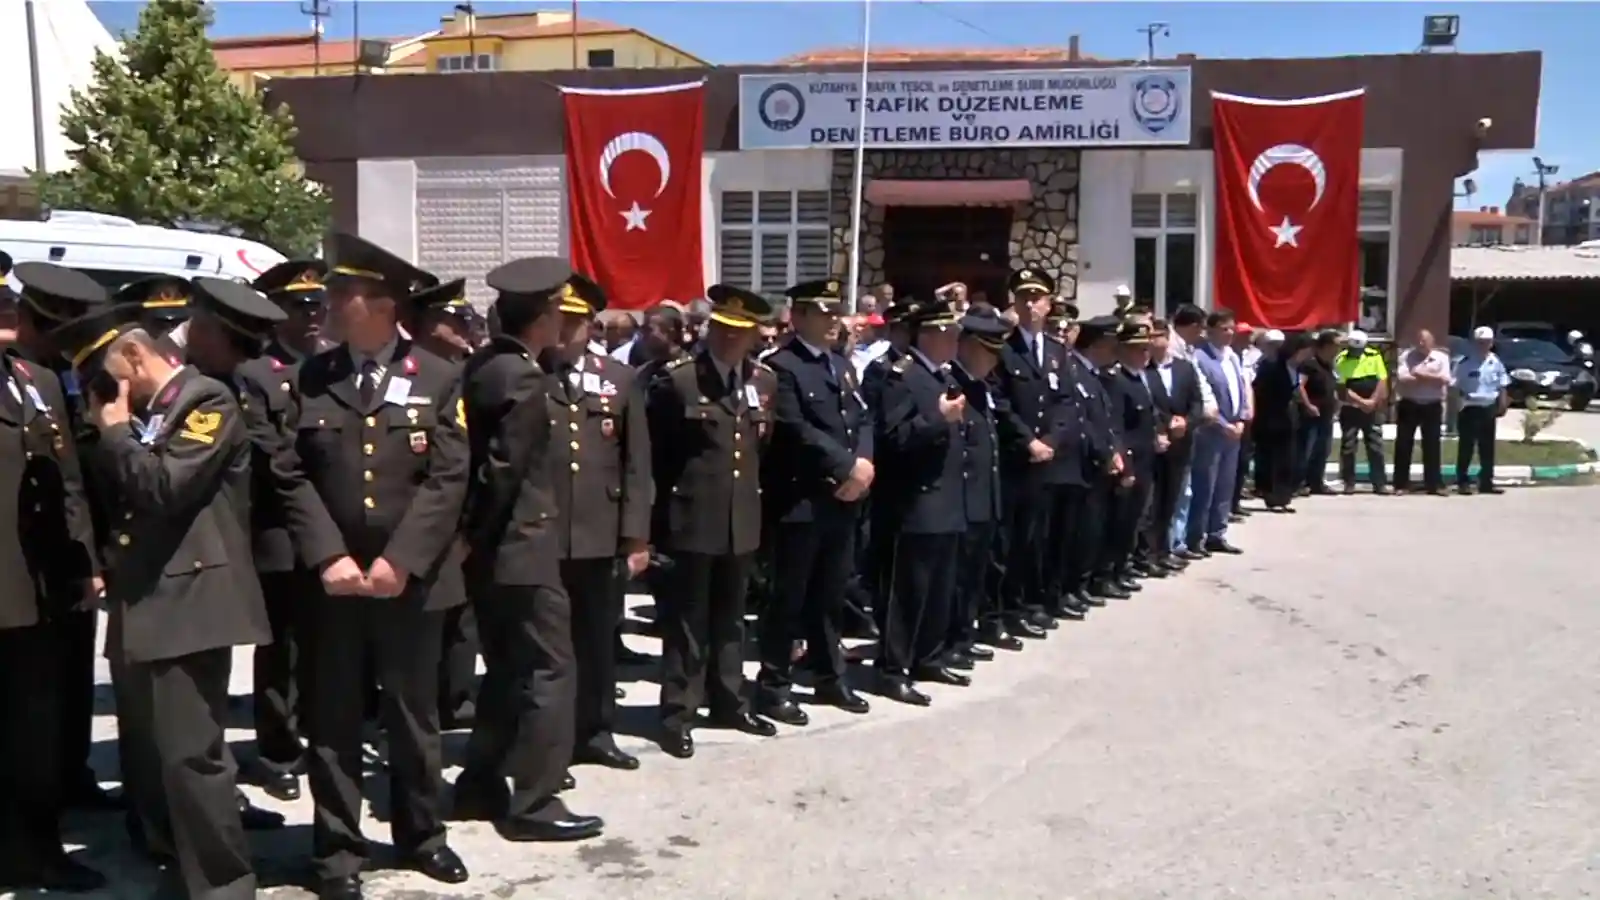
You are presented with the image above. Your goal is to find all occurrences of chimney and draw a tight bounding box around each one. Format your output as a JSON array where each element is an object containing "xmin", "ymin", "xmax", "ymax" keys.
[
  {"xmin": 1068, "ymin": 34, "xmax": 1080, "ymax": 61},
  {"xmin": 1490, "ymin": 206, "xmax": 1500, "ymax": 215},
  {"xmin": 1479, "ymin": 206, "xmax": 1488, "ymax": 213}
]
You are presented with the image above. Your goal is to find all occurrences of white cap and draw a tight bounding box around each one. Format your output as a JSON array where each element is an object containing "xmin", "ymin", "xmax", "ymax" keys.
[
  {"xmin": 1345, "ymin": 329, "xmax": 1369, "ymax": 349},
  {"xmin": 1113, "ymin": 284, "xmax": 1132, "ymax": 298},
  {"xmin": 1473, "ymin": 325, "xmax": 1495, "ymax": 340},
  {"xmin": 1264, "ymin": 329, "xmax": 1285, "ymax": 343},
  {"xmin": 1568, "ymin": 329, "xmax": 1584, "ymax": 341}
]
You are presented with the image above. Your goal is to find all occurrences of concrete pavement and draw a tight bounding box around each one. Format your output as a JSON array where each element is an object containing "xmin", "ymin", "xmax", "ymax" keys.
[{"xmin": 59, "ymin": 487, "xmax": 1600, "ymax": 899}]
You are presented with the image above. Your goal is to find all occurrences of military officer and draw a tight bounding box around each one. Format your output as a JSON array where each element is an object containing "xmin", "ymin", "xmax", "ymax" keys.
[
  {"xmin": 276, "ymin": 234, "xmax": 470, "ymax": 897},
  {"xmin": 1098, "ymin": 319, "xmax": 1161, "ymax": 592},
  {"xmin": 537, "ymin": 273, "xmax": 652, "ymax": 772},
  {"xmin": 1062, "ymin": 317, "xmax": 1130, "ymax": 603},
  {"xmin": 0, "ymin": 264, "xmax": 105, "ymax": 893},
  {"xmin": 453, "ymin": 257, "xmax": 604, "ymax": 842},
  {"xmin": 408, "ymin": 279, "xmax": 477, "ymax": 364},
  {"xmin": 646, "ymin": 283, "xmax": 781, "ymax": 759},
  {"xmin": 55, "ymin": 295, "xmax": 271, "ymax": 900},
  {"xmin": 254, "ymin": 260, "xmax": 333, "ymax": 364},
  {"xmin": 872, "ymin": 296, "xmax": 974, "ymax": 707},
  {"xmin": 754, "ymin": 278, "xmax": 874, "ymax": 728},
  {"xmin": 5, "ymin": 264, "xmax": 120, "ymax": 813},
  {"xmin": 113, "ymin": 274, "xmax": 192, "ymax": 364}
]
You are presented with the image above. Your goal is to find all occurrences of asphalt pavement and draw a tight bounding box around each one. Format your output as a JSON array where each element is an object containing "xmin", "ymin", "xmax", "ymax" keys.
[{"xmin": 59, "ymin": 485, "xmax": 1600, "ymax": 900}]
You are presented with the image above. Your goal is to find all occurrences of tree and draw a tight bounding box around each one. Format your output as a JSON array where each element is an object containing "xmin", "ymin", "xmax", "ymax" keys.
[{"xmin": 34, "ymin": 0, "xmax": 329, "ymax": 256}]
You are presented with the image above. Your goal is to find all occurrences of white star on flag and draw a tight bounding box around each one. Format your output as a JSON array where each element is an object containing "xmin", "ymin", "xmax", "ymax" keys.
[
  {"xmin": 620, "ymin": 202, "xmax": 652, "ymax": 232},
  {"xmin": 1269, "ymin": 216, "xmax": 1302, "ymax": 248}
]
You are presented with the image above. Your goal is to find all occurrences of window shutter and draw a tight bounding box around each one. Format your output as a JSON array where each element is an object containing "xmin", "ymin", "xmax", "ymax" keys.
[
  {"xmin": 796, "ymin": 190, "xmax": 831, "ymax": 224},
  {"xmin": 1165, "ymin": 194, "xmax": 1198, "ymax": 229},
  {"xmin": 757, "ymin": 231, "xmax": 791, "ymax": 294},
  {"xmin": 757, "ymin": 191, "xmax": 794, "ymax": 225},
  {"xmin": 720, "ymin": 191, "xmax": 753, "ymax": 225},
  {"xmin": 1359, "ymin": 190, "xmax": 1394, "ymax": 228},
  {"xmin": 719, "ymin": 231, "xmax": 752, "ymax": 287},
  {"xmin": 796, "ymin": 230, "xmax": 830, "ymax": 282}
]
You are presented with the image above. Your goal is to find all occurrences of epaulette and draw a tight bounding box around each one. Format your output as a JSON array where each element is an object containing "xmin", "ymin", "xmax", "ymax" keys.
[
  {"xmin": 890, "ymin": 357, "xmax": 912, "ymax": 374},
  {"xmin": 666, "ymin": 356, "xmax": 692, "ymax": 371},
  {"xmin": 754, "ymin": 359, "xmax": 774, "ymax": 373}
]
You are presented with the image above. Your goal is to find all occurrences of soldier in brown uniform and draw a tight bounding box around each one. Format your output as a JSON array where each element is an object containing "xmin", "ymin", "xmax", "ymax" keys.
[
  {"xmin": 646, "ymin": 284, "xmax": 781, "ymax": 759},
  {"xmin": 276, "ymin": 234, "xmax": 471, "ymax": 898},
  {"xmin": 0, "ymin": 264, "xmax": 106, "ymax": 893},
  {"xmin": 113, "ymin": 275, "xmax": 192, "ymax": 365},
  {"xmin": 540, "ymin": 273, "xmax": 652, "ymax": 772}
]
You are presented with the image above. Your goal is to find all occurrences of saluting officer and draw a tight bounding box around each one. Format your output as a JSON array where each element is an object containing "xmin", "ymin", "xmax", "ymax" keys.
[
  {"xmin": 647, "ymin": 284, "xmax": 781, "ymax": 759},
  {"xmin": 539, "ymin": 273, "xmax": 652, "ymax": 773},
  {"xmin": 114, "ymin": 274, "xmax": 192, "ymax": 364},
  {"xmin": 755, "ymin": 278, "xmax": 874, "ymax": 728},
  {"xmin": 278, "ymin": 234, "xmax": 470, "ymax": 897},
  {"xmin": 873, "ymin": 295, "xmax": 974, "ymax": 707},
  {"xmin": 56, "ymin": 288, "xmax": 272, "ymax": 900},
  {"xmin": 0, "ymin": 264, "xmax": 106, "ymax": 893},
  {"xmin": 454, "ymin": 258, "xmax": 605, "ymax": 844},
  {"xmin": 5, "ymin": 264, "xmax": 120, "ymax": 813}
]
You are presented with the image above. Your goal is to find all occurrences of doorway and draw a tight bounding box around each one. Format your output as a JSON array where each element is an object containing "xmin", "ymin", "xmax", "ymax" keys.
[{"xmin": 881, "ymin": 205, "xmax": 1014, "ymax": 305}]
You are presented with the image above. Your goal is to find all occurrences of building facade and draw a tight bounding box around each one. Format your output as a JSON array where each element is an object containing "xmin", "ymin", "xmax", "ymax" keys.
[
  {"xmin": 1452, "ymin": 207, "xmax": 1536, "ymax": 247},
  {"xmin": 1505, "ymin": 171, "xmax": 1600, "ymax": 246},
  {"xmin": 269, "ymin": 51, "xmax": 1540, "ymax": 338}
]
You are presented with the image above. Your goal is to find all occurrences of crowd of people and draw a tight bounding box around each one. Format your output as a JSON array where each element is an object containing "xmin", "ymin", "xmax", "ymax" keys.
[{"xmin": 0, "ymin": 238, "xmax": 1516, "ymax": 900}]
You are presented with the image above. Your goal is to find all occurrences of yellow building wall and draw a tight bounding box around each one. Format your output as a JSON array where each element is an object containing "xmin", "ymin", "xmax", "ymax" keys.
[{"xmin": 431, "ymin": 33, "xmax": 701, "ymax": 71}]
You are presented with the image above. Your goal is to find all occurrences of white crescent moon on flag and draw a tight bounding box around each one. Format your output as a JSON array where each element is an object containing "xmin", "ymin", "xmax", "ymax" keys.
[
  {"xmin": 1246, "ymin": 143, "xmax": 1327, "ymax": 212},
  {"xmin": 599, "ymin": 131, "xmax": 672, "ymax": 199}
]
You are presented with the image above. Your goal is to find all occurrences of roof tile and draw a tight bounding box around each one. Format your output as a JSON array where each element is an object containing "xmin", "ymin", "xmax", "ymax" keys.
[{"xmin": 1453, "ymin": 245, "xmax": 1600, "ymax": 281}]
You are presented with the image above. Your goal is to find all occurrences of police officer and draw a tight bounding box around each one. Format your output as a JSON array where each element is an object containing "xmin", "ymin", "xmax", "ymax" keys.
[
  {"xmin": 0, "ymin": 264, "xmax": 105, "ymax": 893},
  {"xmin": 55, "ymin": 291, "xmax": 272, "ymax": 900},
  {"xmin": 278, "ymin": 234, "xmax": 470, "ymax": 897},
  {"xmin": 647, "ymin": 283, "xmax": 781, "ymax": 759},
  {"xmin": 454, "ymin": 258, "xmax": 605, "ymax": 844},
  {"xmin": 873, "ymin": 295, "xmax": 973, "ymax": 707},
  {"xmin": 538, "ymin": 273, "xmax": 652, "ymax": 772},
  {"xmin": 852, "ymin": 298, "xmax": 917, "ymax": 634},
  {"xmin": 1098, "ymin": 319, "xmax": 1161, "ymax": 590},
  {"xmin": 754, "ymin": 278, "xmax": 874, "ymax": 727},
  {"xmin": 944, "ymin": 306, "xmax": 1009, "ymax": 671},
  {"xmin": 113, "ymin": 274, "xmax": 192, "ymax": 363},
  {"xmin": 1059, "ymin": 317, "xmax": 1128, "ymax": 606}
]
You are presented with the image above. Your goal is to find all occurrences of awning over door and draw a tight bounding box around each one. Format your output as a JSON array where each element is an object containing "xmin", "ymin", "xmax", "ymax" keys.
[{"xmin": 864, "ymin": 178, "xmax": 1034, "ymax": 207}]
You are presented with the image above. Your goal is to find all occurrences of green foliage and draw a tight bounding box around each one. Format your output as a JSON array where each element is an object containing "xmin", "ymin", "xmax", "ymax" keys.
[{"xmin": 33, "ymin": 0, "xmax": 329, "ymax": 256}]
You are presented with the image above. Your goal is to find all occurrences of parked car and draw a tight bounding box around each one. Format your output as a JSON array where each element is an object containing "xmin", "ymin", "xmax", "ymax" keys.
[
  {"xmin": 1496, "ymin": 337, "xmax": 1597, "ymax": 410},
  {"xmin": 1494, "ymin": 320, "xmax": 1595, "ymax": 363}
]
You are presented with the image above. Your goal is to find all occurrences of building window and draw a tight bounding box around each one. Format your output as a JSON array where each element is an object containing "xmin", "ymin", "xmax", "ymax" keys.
[
  {"xmin": 587, "ymin": 48, "xmax": 615, "ymax": 69},
  {"xmin": 438, "ymin": 53, "xmax": 495, "ymax": 73},
  {"xmin": 1358, "ymin": 189, "xmax": 1396, "ymax": 335},
  {"xmin": 1130, "ymin": 192, "xmax": 1197, "ymax": 316},
  {"xmin": 718, "ymin": 190, "xmax": 831, "ymax": 296}
]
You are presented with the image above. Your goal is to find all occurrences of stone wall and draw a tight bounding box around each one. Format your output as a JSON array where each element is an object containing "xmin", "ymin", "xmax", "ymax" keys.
[{"xmin": 828, "ymin": 148, "xmax": 1081, "ymax": 299}]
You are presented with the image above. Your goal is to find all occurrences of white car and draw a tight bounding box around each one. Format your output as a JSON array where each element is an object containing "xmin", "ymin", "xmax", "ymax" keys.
[{"xmin": 0, "ymin": 210, "xmax": 287, "ymax": 289}]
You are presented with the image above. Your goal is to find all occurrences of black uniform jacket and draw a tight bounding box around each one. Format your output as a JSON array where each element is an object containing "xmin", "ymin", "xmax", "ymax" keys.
[
  {"xmin": 1066, "ymin": 352, "xmax": 1122, "ymax": 483},
  {"xmin": 542, "ymin": 351, "xmax": 653, "ymax": 561},
  {"xmin": 875, "ymin": 352, "xmax": 967, "ymax": 536},
  {"xmin": 92, "ymin": 368, "xmax": 271, "ymax": 663},
  {"xmin": 283, "ymin": 339, "xmax": 469, "ymax": 610},
  {"xmin": 647, "ymin": 350, "xmax": 776, "ymax": 557},
  {"xmin": 950, "ymin": 361, "xmax": 1002, "ymax": 524},
  {"xmin": 4, "ymin": 351, "xmax": 97, "ymax": 625},
  {"xmin": 1109, "ymin": 364, "xmax": 1161, "ymax": 477},
  {"xmin": 235, "ymin": 353, "xmax": 300, "ymax": 574},
  {"xmin": 1251, "ymin": 357, "xmax": 1300, "ymax": 437},
  {"xmin": 762, "ymin": 335, "xmax": 873, "ymax": 523},
  {"xmin": 460, "ymin": 336, "xmax": 562, "ymax": 589},
  {"xmin": 989, "ymin": 329, "xmax": 1082, "ymax": 486}
]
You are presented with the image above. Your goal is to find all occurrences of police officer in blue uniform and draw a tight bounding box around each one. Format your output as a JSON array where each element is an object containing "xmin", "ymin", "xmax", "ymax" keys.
[
  {"xmin": 1057, "ymin": 316, "xmax": 1129, "ymax": 606},
  {"xmin": 754, "ymin": 278, "xmax": 874, "ymax": 727},
  {"xmin": 1098, "ymin": 319, "xmax": 1161, "ymax": 591}
]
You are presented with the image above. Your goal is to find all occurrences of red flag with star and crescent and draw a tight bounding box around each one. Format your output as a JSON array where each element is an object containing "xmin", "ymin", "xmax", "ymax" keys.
[
  {"xmin": 562, "ymin": 81, "xmax": 705, "ymax": 311},
  {"xmin": 1212, "ymin": 89, "xmax": 1364, "ymax": 330}
]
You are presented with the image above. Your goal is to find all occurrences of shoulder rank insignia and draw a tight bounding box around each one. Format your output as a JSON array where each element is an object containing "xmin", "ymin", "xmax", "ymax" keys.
[
  {"xmin": 179, "ymin": 408, "xmax": 222, "ymax": 445},
  {"xmin": 455, "ymin": 398, "xmax": 468, "ymax": 432},
  {"xmin": 402, "ymin": 356, "xmax": 419, "ymax": 376},
  {"xmin": 666, "ymin": 357, "xmax": 692, "ymax": 371},
  {"xmin": 890, "ymin": 357, "xmax": 912, "ymax": 374}
]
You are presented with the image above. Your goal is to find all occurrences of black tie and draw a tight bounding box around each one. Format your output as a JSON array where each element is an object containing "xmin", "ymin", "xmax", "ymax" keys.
[
  {"xmin": 727, "ymin": 367, "xmax": 739, "ymax": 398},
  {"xmin": 360, "ymin": 360, "xmax": 378, "ymax": 406}
]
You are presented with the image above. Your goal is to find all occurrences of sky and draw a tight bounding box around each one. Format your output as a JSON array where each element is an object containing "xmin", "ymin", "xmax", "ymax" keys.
[{"xmin": 86, "ymin": 0, "xmax": 1590, "ymax": 210}]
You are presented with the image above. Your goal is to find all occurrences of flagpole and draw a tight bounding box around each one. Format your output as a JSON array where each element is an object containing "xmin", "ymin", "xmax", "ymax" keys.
[{"xmin": 844, "ymin": 0, "xmax": 871, "ymax": 314}]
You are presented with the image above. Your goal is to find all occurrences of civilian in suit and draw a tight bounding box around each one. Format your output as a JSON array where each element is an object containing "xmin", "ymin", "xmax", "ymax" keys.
[
  {"xmin": 1058, "ymin": 317, "xmax": 1128, "ymax": 603},
  {"xmin": 1141, "ymin": 319, "xmax": 1203, "ymax": 573},
  {"xmin": 1251, "ymin": 334, "xmax": 1312, "ymax": 511},
  {"xmin": 1186, "ymin": 310, "xmax": 1250, "ymax": 556}
]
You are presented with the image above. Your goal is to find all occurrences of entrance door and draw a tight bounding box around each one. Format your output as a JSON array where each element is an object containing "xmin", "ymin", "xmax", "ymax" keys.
[{"xmin": 881, "ymin": 206, "xmax": 1013, "ymax": 306}]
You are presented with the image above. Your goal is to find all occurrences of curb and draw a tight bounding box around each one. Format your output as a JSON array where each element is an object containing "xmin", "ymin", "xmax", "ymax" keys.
[{"xmin": 1324, "ymin": 460, "xmax": 1599, "ymax": 486}]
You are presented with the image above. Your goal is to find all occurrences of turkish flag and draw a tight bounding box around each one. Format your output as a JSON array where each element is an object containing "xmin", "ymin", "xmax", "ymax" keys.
[
  {"xmin": 1212, "ymin": 89, "xmax": 1364, "ymax": 330},
  {"xmin": 563, "ymin": 82, "xmax": 705, "ymax": 310}
]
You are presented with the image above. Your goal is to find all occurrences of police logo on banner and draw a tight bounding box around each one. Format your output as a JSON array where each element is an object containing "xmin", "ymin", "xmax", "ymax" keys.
[
  {"xmin": 758, "ymin": 83, "xmax": 806, "ymax": 133},
  {"xmin": 1131, "ymin": 74, "xmax": 1180, "ymax": 135}
]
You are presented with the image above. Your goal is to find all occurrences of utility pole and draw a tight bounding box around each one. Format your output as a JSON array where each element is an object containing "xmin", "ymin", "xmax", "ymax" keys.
[
  {"xmin": 1136, "ymin": 22, "xmax": 1170, "ymax": 64},
  {"xmin": 1532, "ymin": 156, "xmax": 1559, "ymax": 246},
  {"xmin": 24, "ymin": 0, "xmax": 47, "ymax": 174},
  {"xmin": 454, "ymin": 3, "xmax": 477, "ymax": 69},
  {"xmin": 301, "ymin": 0, "xmax": 332, "ymax": 74}
]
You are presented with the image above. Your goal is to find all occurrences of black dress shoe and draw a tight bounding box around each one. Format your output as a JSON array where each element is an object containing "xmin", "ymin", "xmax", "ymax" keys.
[
  {"xmin": 573, "ymin": 744, "xmax": 640, "ymax": 771},
  {"xmin": 404, "ymin": 846, "xmax": 469, "ymax": 885},
  {"xmin": 1007, "ymin": 615, "xmax": 1048, "ymax": 639},
  {"xmin": 660, "ymin": 729, "xmax": 695, "ymax": 759},
  {"xmin": 1204, "ymin": 539, "xmax": 1243, "ymax": 555},
  {"xmin": 614, "ymin": 642, "xmax": 653, "ymax": 666},
  {"xmin": 496, "ymin": 809, "xmax": 605, "ymax": 843},
  {"xmin": 963, "ymin": 643, "xmax": 995, "ymax": 661},
  {"xmin": 62, "ymin": 780, "xmax": 126, "ymax": 812},
  {"xmin": 1160, "ymin": 555, "xmax": 1188, "ymax": 571},
  {"xmin": 944, "ymin": 652, "xmax": 975, "ymax": 671},
  {"xmin": 710, "ymin": 712, "xmax": 778, "ymax": 737},
  {"xmin": 880, "ymin": 678, "xmax": 931, "ymax": 707},
  {"xmin": 237, "ymin": 796, "xmax": 285, "ymax": 830},
  {"xmin": 1090, "ymin": 580, "xmax": 1131, "ymax": 600},
  {"xmin": 316, "ymin": 874, "xmax": 363, "ymax": 900},
  {"xmin": 1116, "ymin": 577, "xmax": 1142, "ymax": 592},
  {"xmin": 1140, "ymin": 564, "xmax": 1170, "ymax": 578},
  {"xmin": 1073, "ymin": 589, "xmax": 1106, "ymax": 608},
  {"xmin": 1185, "ymin": 545, "xmax": 1211, "ymax": 558},
  {"xmin": 254, "ymin": 768, "xmax": 301, "ymax": 802},
  {"xmin": 562, "ymin": 772, "xmax": 577, "ymax": 791},
  {"xmin": 912, "ymin": 665, "xmax": 971, "ymax": 687},
  {"xmin": 756, "ymin": 697, "xmax": 810, "ymax": 727},
  {"xmin": 1028, "ymin": 609, "xmax": 1059, "ymax": 630},
  {"xmin": 1046, "ymin": 603, "xmax": 1087, "ymax": 622},
  {"xmin": 813, "ymin": 682, "xmax": 871, "ymax": 714},
  {"xmin": 977, "ymin": 622, "xmax": 1024, "ymax": 651},
  {"xmin": 1480, "ymin": 485, "xmax": 1505, "ymax": 495},
  {"xmin": 0, "ymin": 856, "xmax": 107, "ymax": 893}
]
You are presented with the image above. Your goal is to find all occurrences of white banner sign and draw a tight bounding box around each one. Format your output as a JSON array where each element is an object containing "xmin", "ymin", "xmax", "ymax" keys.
[{"xmin": 739, "ymin": 67, "xmax": 1192, "ymax": 150}]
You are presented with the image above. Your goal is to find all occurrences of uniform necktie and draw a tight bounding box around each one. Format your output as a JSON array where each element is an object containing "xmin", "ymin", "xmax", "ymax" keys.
[
  {"xmin": 360, "ymin": 359, "xmax": 378, "ymax": 405},
  {"xmin": 727, "ymin": 367, "xmax": 739, "ymax": 398},
  {"xmin": 1035, "ymin": 334, "xmax": 1044, "ymax": 368}
]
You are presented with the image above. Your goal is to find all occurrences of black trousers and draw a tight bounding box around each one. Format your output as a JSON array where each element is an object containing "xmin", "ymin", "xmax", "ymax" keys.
[
  {"xmin": 756, "ymin": 502, "xmax": 857, "ymax": 698},
  {"xmin": 1050, "ymin": 484, "xmax": 1097, "ymax": 596},
  {"xmin": 876, "ymin": 532, "xmax": 960, "ymax": 677},
  {"xmin": 1254, "ymin": 427, "xmax": 1298, "ymax": 507},
  {"xmin": 253, "ymin": 570, "xmax": 307, "ymax": 775},
  {"xmin": 306, "ymin": 597, "xmax": 447, "ymax": 880},
  {"xmin": 0, "ymin": 625, "xmax": 66, "ymax": 868},
  {"xmin": 1338, "ymin": 406, "xmax": 1387, "ymax": 489},
  {"xmin": 121, "ymin": 647, "xmax": 255, "ymax": 900},
  {"xmin": 1456, "ymin": 404, "xmax": 1498, "ymax": 488},
  {"xmin": 1235, "ymin": 422, "xmax": 1254, "ymax": 509},
  {"xmin": 563, "ymin": 557, "xmax": 623, "ymax": 750},
  {"xmin": 998, "ymin": 473, "xmax": 1050, "ymax": 616},
  {"xmin": 438, "ymin": 605, "xmax": 480, "ymax": 725},
  {"xmin": 1143, "ymin": 450, "xmax": 1188, "ymax": 560},
  {"xmin": 1101, "ymin": 476, "xmax": 1151, "ymax": 578},
  {"xmin": 1394, "ymin": 399, "xmax": 1444, "ymax": 491},
  {"xmin": 51, "ymin": 609, "xmax": 99, "ymax": 794},
  {"xmin": 656, "ymin": 552, "xmax": 752, "ymax": 730},
  {"xmin": 948, "ymin": 520, "xmax": 995, "ymax": 651}
]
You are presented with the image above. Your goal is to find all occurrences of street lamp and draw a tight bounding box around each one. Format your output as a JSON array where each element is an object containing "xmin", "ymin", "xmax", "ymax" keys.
[{"xmin": 1421, "ymin": 14, "xmax": 1459, "ymax": 51}]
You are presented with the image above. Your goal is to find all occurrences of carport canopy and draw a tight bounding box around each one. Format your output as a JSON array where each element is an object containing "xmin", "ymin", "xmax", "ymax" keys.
[{"xmin": 864, "ymin": 178, "xmax": 1033, "ymax": 207}]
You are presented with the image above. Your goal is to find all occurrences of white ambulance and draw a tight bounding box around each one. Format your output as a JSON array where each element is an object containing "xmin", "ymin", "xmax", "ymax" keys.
[{"xmin": 0, "ymin": 210, "xmax": 288, "ymax": 288}]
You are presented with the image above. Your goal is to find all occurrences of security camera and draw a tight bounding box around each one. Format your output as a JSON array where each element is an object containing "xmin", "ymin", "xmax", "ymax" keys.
[{"xmin": 1475, "ymin": 117, "xmax": 1493, "ymax": 136}]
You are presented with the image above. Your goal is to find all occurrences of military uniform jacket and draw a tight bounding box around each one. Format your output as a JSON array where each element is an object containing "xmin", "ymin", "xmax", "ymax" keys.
[
  {"xmin": 1066, "ymin": 352, "xmax": 1122, "ymax": 484},
  {"xmin": 92, "ymin": 368, "xmax": 271, "ymax": 663},
  {"xmin": 989, "ymin": 330, "xmax": 1083, "ymax": 487},
  {"xmin": 459, "ymin": 336, "xmax": 562, "ymax": 588},
  {"xmin": 950, "ymin": 361, "xmax": 1002, "ymax": 524},
  {"xmin": 543, "ymin": 351, "xmax": 653, "ymax": 561},
  {"xmin": 646, "ymin": 350, "xmax": 776, "ymax": 557},
  {"xmin": 1110, "ymin": 365, "xmax": 1161, "ymax": 477},
  {"xmin": 875, "ymin": 353, "xmax": 967, "ymax": 536},
  {"xmin": 283, "ymin": 340, "xmax": 469, "ymax": 610},
  {"xmin": 3, "ymin": 351, "xmax": 97, "ymax": 626},
  {"xmin": 235, "ymin": 354, "xmax": 300, "ymax": 574},
  {"xmin": 859, "ymin": 344, "xmax": 904, "ymax": 413},
  {"xmin": 763, "ymin": 335, "xmax": 873, "ymax": 523}
]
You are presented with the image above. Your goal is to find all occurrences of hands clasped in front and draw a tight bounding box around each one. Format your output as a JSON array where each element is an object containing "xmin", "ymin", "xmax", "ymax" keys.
[{"xmin": 321, "ymin": 556, "xmax": 409, "ymax": 597}]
